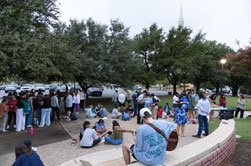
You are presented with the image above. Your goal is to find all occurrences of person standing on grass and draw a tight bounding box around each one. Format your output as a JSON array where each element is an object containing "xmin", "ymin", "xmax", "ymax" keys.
[
  {"xmin": 219, "ymin": 94, "xmax": 227, "ymax": 108},
  {"xmin": 26, "ymin": 94, "xmax": 34, "ymax": 128},
  {"xmin": 74, "ymin": 90, "xmax": 80, "ymax": 115},
  {"xmin": 192, "ymin": 93, "xmax": 211, "ymax": 138},
  {"xmin": 118, "ymin": 92, "xmax": 126, "ymax": 108},
  {"xmin": 51, "ymin": 92, "xmax": 60, "ymax": 122},
  {"xmin": 235, "ymin": 94, "xmax": 246, "ymax": 118},
  {"xmin": 126, "ymin": 89, "xmax": 132, "ymax": 104},
  {"xmin": 0, "ymin": 99, "xmax": 9, "ymax": 132},
  {"xmin": 132, "ymin": 91, "xmax": 138, "ymax": 117},
  {"xmin": 151, "ymin": 93, "xmax": 160, "ymax": 120},
  {"xmin": 136, "ymin": 90, "xmax": 146, "ymax": 124},
  {"xmin": 173, "ymin": 92, "xmax": 179, "ymax": 108},
  {"xmin": 112, "ymin": 90, "xmax": 119, "ymax": 107},
  {"xmin": 188, "ymin": 92, "xmax": 196, "ymax": 123},
  {"xmin": 7, "ymin": 94, "xmax": 18, "ymax": 129}
]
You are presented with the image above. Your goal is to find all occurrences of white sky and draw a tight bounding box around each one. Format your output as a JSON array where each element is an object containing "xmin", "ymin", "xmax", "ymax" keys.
[{"xmin": 57, "ymin": 0, "xmax": 251, "ymax": 51}]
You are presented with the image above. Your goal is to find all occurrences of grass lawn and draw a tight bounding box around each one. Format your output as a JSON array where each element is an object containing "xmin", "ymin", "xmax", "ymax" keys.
[
  {"xmin": 216, "ymin": 96, "xmax": 251, "ymax": 111},
  {"xmin": 209, "ymin": 118, "xmax": 251, "ymax": 140}
]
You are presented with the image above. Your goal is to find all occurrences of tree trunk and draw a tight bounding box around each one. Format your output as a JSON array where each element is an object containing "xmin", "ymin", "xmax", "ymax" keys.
[
  {"xmin": 145, "ymin": 81, "xmax": 150, "ymax": 90},
  {"xmin": 172, "ymin": 84, "xmax": 177, "ymax": 95},
  {"xmin": 195, "ymin": 82, "xmax": 201, "ymax": 92},
  {"xmin": 231, "ymin": 85, "xmax": 239, "ymax": 97}
]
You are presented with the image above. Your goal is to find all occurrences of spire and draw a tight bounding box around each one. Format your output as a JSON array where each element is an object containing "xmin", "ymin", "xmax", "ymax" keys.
[{"xmin": 178, "ymin": 3, "xmax": 184, "ymax": 26}]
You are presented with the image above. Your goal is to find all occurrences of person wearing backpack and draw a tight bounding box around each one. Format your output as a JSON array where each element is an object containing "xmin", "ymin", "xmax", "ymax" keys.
[
  {"xmin": 39, "ymin": 95, "xmax": 51, "ymax": 128},
  {"xmin": 16, "ymin": 93, "xmax": 26, "ymax": 132}
]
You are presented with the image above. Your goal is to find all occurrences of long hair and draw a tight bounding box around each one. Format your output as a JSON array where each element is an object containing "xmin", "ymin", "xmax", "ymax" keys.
[
  {"xmin": 112, "ymin": 120, "xmax": 120, "ymax": 130},
  {"xmin": 83, "ymin": 121, "xmax": 90, "ymax": 131},
  {"xmin": 15, "ymin": 143, "xmax": 27, "ymax": 159}
]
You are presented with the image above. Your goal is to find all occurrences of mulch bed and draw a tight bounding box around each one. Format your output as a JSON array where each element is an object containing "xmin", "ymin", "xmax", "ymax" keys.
[{"xmin": 231, "ymin": 140, "xmax": 251, "ymax": 166}]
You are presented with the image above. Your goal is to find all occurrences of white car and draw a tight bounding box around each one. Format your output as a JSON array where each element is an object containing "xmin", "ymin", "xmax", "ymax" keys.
[
  {"xmin": 21, "ymin": 84, "xmax": 32, "ymax": 92},
  {"xmin": 5, "ymin": 85, "xmax": 17, "ymax": 93},
  {"xmin": 34, "ymin": 84, "xmax": 45, "ymax": 92}
]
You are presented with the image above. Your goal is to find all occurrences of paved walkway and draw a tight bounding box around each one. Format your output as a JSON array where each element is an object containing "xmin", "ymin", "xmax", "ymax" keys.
[{"xmin": 0, "ymin": 110, "xmax": 200, "ymax": 166}]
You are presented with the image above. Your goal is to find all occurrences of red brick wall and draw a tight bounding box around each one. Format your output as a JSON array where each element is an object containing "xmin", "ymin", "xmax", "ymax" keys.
[{"xmin": 192, "ymin": 131, "xmax": 236, "ymax": 166}]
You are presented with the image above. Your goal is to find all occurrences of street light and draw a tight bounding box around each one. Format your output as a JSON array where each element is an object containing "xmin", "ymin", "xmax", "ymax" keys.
[{"xmin": 220, "ymin": 58, "xmax": 227, "ymax": 95}]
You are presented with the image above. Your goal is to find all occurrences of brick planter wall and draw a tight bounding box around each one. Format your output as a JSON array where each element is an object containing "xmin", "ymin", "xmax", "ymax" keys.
[{"xmin": 192, "ymin": 131, "xmax": 236, "ymax": 166}]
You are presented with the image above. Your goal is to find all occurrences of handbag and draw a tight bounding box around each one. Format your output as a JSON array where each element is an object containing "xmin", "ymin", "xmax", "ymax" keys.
[{"xmin": 146, "ymin": 122, "xmax": 178, "ymax": 151}]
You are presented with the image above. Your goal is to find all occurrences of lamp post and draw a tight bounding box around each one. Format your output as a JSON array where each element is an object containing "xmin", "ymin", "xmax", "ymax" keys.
[{"xmin": 220, "ymin": 58, "xmax": 227, "ymax": 95}]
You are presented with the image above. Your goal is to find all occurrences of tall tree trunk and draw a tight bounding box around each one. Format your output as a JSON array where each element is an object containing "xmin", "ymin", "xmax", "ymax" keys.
[
  {"xmin": 145, "ymin": 81, "xmax": 150, "ymax": 90},
  {"xmin": 195, "ymin": 82, "xmax": 201, "ymax": 92},
  {"xmin": 172, "ymin": 84, "xmax": 177, "ymax": 95},
  {"xmin": 231, "ymin": 85, "xmax": 239, "ymax": 97}
]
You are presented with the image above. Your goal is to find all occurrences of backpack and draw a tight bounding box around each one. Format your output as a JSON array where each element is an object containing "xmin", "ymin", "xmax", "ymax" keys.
[
  {"xmin": 70, "ymin": 113, "xmax": 77, "ymax": 120},
  {"xmin": 22, "ymin": 101, "xmax": 30, "ymax": 114},
  {"xmin": 220, "ymin": 111, "xmax": 234, "ymax": 120}
]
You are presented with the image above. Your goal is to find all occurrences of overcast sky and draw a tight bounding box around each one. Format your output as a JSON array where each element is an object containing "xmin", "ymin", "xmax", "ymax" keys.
[{"xmin": 58, "ymin": 0, "xmax": 251, "ymax": 51}]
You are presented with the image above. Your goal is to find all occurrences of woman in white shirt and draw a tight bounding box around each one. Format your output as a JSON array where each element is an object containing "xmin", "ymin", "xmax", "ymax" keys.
[
  {"xmin": 80, "ymin": 121, "xmax": 106, "ymax": 148},
  {"xmin": 235, "ymin": 94, "xmax": 246, "ymax": 118},
  {"xmin": 74, "ymin": 90, "xmax": 81, "ymax": 115}
]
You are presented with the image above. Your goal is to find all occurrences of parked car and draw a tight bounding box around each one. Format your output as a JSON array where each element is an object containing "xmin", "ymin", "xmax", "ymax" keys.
[
  {"xmin": 34, "ymin": 84, "xmax": 45, "ymax": 92},
  {"xmin": 87, "ymin": 87, "xmax": 102, "ymax": 96},
  {"xmin": 211, "ymin": 87, "xmax": 231, "ymax": 94},
  {"xmin": 50, "ymin": 84, "xmax": 58, "ymax": 91},
  {"xmin": 21, "ymin": 84, "xmax": 32, "ymax": 92},
  {"xmin": 44, "ymin": 85, "xmax": 50, "ymax": 91},
  {"xmin": 0, "ymin": 85, "xmax": 7, "ymax": 92},
  {"xmin": 5, "ymin": 85, "xmax": 17, "ymax": 93},
  {"xmin": 69, "ymin": 85, "xmax": 82, "ymax": 92}
]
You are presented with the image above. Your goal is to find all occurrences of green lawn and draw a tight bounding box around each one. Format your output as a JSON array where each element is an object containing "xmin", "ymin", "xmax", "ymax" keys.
[
  {"xmin": 216, "ymin": 96, "xmax": 251, "ymax": 111},
  {"xmin": 209, "ymin": 118, "xmax": 251, "ymax": 140}
]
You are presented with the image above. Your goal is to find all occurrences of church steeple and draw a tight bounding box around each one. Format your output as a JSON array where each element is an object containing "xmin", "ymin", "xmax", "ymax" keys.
[{"xmin": 178, "ymin": 3, "xmax": 184, "ymax": 26}]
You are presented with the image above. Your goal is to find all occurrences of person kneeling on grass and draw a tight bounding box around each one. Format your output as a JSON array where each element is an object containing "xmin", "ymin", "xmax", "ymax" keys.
[
  {"xmin": 112, "ymin": 106, "xmax": 121, "ymax": 119},
  {"xmin": 95, "ymin": 119, "xmax": 108, "ymax": 136},
  {"xmin": 104, "ymin": 120, "xmax": 123, "ymax": 145},
  {"xmin": 80, "ymin": 121, "xmax": 106, "ymax": 148}
]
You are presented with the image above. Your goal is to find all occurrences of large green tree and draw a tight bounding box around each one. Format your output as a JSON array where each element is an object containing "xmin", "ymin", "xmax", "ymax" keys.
[
  {"xmin": 152, "ymin": 26, "xmax": 193, "ymax": 94},
  {"xmin": 133, "ymin": 23, "xmax": 164, "ymax": 89}
]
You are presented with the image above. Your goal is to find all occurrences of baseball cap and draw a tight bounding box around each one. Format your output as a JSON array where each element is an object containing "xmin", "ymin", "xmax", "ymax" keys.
[
  {"xmin": 23, "ymin": 140, "xmax": 32, "ymax": 147},
  {"xmin": 140, "ymin": 108, "xmax": 151, "ymax": 117}
]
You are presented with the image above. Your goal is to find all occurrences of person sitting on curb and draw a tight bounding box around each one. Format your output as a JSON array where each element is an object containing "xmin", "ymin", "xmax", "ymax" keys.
[{"xmin": 122, "ymin": 108, "xmax": 176, "ymax": 165}]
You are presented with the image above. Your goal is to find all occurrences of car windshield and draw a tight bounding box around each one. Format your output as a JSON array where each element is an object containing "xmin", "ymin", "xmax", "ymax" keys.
[
  {"xmin": 35, "ymin": 84, "xmax": 44, "ymax": 87},
  {"xmin": 6, "ymin": 85, "xmax": 16, "ymax": 87},
  {"xmin": 89, "ymin": 88, "xmax": 100, "ymax": 91}
]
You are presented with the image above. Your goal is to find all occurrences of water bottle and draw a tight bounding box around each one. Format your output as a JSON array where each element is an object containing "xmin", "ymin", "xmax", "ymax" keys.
[{"xmin": 30, "ymin": 127, "xmax": 33, "ymax": 135}]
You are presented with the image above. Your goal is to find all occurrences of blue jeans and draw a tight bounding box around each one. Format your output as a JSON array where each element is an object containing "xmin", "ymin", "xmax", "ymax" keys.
[
  {"xmin": 104, "ymin": 136, "xmax": 123, "ymax": 145},
  {"xmin": 133, "ymin": 102, "xmax": 138, "ymax": 116},
  {"xmin": 37, "ymin": 108, "xmax": 41, "ymax": 123},
  {"xmin": 197, "ymin": 114, "xmax": 208, "ymax": 136},
  {"xmin": 40, "ymin": 108, "xmax": 51, "ymax": 127},
  {"xmin": 121, "ymin": 116, "xmax": 130, "ymax": 121},
  {"xmin": 26, "ymin": 107, "xmax": 33, "ymax": 126}
]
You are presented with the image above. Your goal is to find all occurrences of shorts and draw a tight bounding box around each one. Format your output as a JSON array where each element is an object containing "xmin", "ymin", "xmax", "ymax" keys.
[
  {"xmin": 130, "ymin": 144, "xmax": 138, "ymax": 161},
  {"xmin": 3, "ymin": 113, "xmax": 8, "ymax": 118},
  {"xmin": 189, "ymin": 107, "xmax": 194, "ymax": 112},
  {"xmin": 119, "ymin": 102, "xmax": 125, "ymax": 107}
]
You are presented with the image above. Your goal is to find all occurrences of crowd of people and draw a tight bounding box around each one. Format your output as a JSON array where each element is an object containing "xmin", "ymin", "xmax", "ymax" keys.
[
  {"xmin": 0, "ymin": 87, "xmax": 248, "ymax": 166},
  {"xmin": 0, "ymin": 89, "xmax": 83, "ymax": 133}
]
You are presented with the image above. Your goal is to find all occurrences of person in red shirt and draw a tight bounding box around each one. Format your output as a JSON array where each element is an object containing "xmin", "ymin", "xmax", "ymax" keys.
[
  {"xmin": 7, "ymin": 94, "xmax": 18, "ymax": 129},
  {"xmin": 219, "ymin": 94, "xmax": 227, "ymax": 108}
]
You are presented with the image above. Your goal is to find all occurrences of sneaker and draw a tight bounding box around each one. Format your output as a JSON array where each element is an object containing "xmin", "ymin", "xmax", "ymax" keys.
[
  {"xmin": 14, "ymin": 125, "xmax": 16, "ymax": 129},
  {"xmin": 6, "ymin": 125, "xmax": 10, "ymax": 130},
  {"xmin": 192, "ymin": 135, "xmax": 201, "ymax": 138},
  {"xmin": 2, "ymin": 130, "xmax": 9, "ymax": 133},
  {"xmin": 187, "ymin": 121, "xmax": 191, "ymax": 124},
  {"xmin": 66, "ymin": 118, "xmax": 71, "ymax": 121},
  {"xmin": 75, "ymin": 112, "xmax": 79, "ymax": 115},
  {"xmin": 26, "ymin": 125, "xmax": 32, "ymax": 128},
  {"xmin": 64, "ymin": 116, "xmax": 68, "ymax": 119}
]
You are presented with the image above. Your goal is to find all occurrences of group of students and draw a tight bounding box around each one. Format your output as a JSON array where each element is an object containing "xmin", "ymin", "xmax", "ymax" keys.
[
  {"xmin": 79, "ymin": 119, "xmax": 123, "ymax": 148},
  {"xmin": 0, "ymin": 88, "xmax": 82, "ymax": 133}
]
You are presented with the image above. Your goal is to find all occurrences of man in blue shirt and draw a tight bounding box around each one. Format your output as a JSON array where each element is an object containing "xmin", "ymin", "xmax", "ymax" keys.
[
  {"xmin": 122, "ymin": 108, "xmax": 176, "ymax": 165},
  {"xmin": 132, "ymin": 91, "xmax": 138, "ymax": 117}
]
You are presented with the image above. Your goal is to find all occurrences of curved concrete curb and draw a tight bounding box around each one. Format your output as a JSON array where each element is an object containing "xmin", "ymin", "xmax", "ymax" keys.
[{"xmin": 59, "ymin": 119, "xmax": 235, "ymax": 166}]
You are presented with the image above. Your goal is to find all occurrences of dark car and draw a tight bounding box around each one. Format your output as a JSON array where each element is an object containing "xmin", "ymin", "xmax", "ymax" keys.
[{"xmin": 87, "ymin": 87, "xmax": 102, "ymax": 96}]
